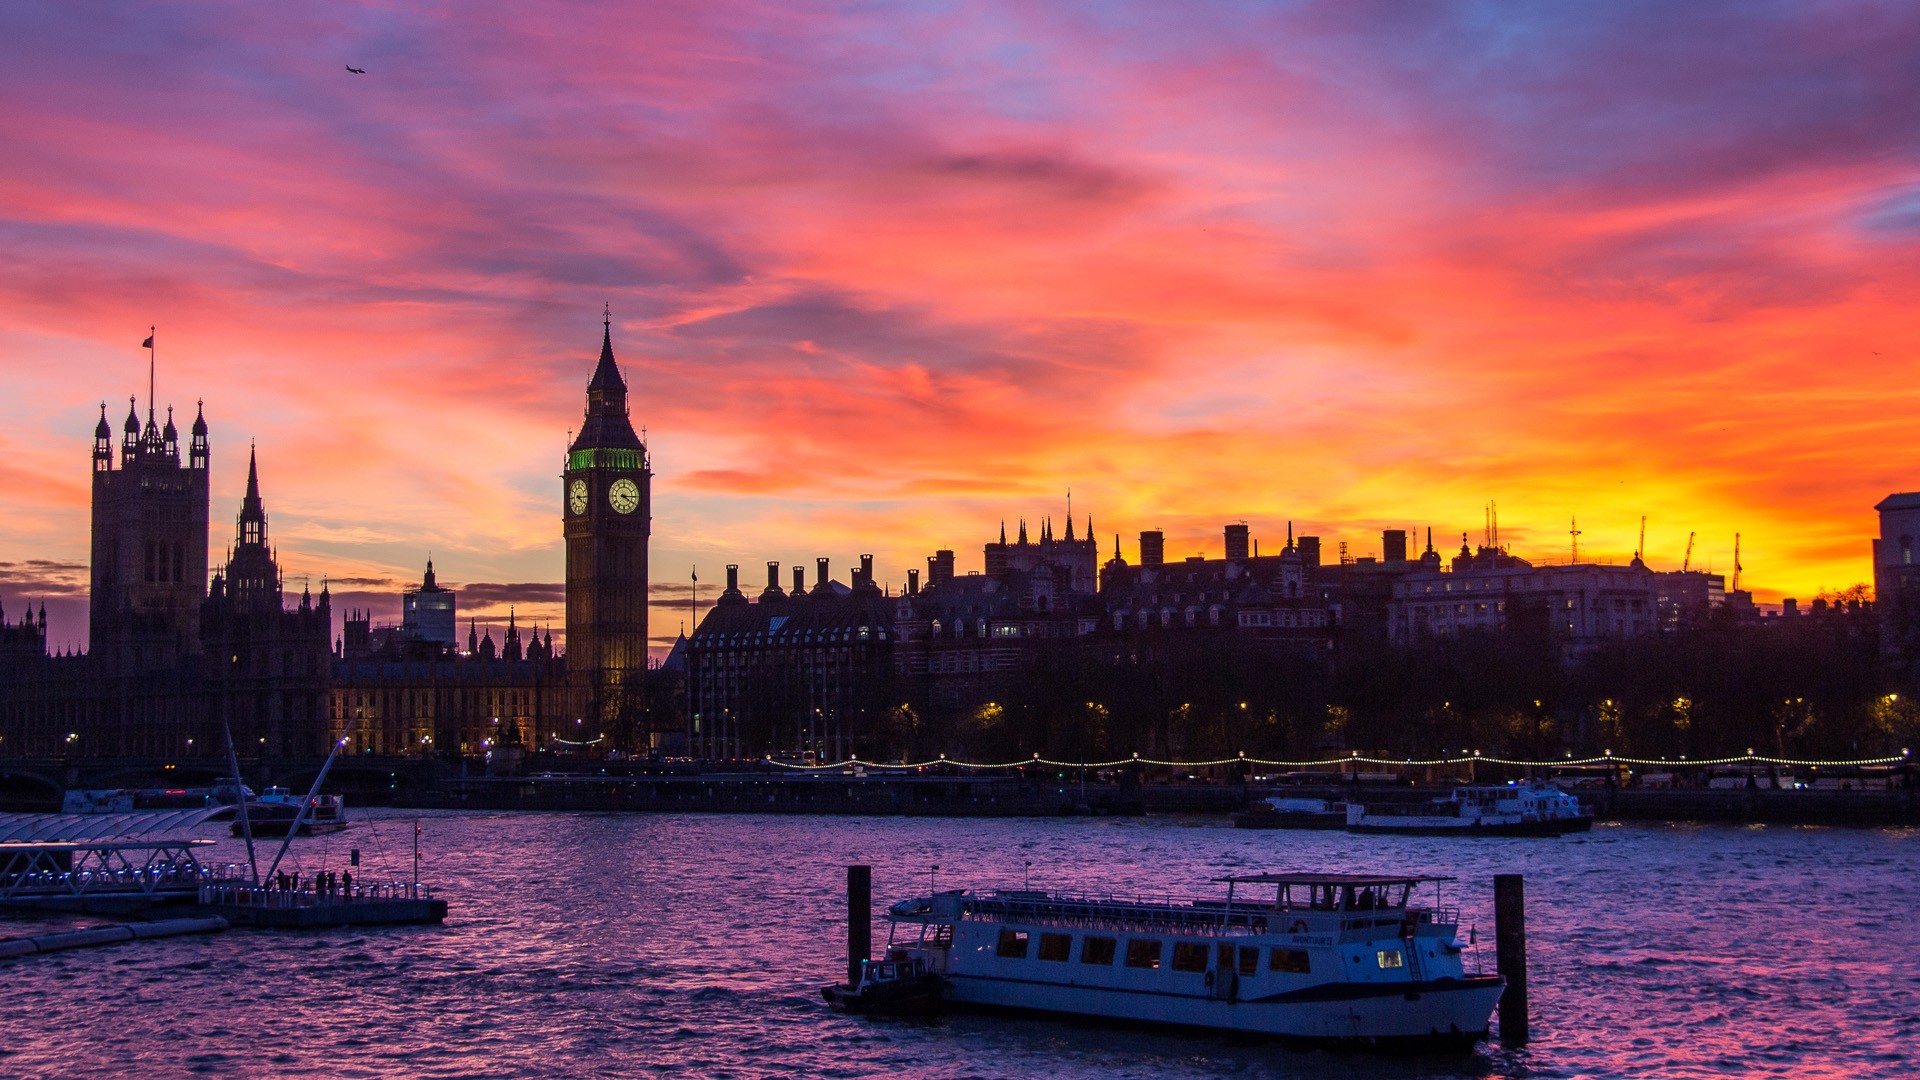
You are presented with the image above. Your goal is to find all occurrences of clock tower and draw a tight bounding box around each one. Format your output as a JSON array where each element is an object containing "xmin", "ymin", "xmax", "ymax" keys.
[{"xmin": 564, "ymin": 312, "xmax": 651, "ymax": 724}]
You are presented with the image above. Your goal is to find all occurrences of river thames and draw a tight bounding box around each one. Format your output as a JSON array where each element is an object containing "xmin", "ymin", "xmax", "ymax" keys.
[{"xmin": 5, "ymin": 811, "xmax": 1917, "ymax": 1079}]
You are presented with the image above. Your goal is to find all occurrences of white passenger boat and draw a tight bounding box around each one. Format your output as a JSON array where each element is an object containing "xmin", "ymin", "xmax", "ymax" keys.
[
  {"xmin": 840, "ymin": 872, "xmax": 1503, "ymax": 1050},
  {"xmin": 229, "ymin": 788, "xmax": 349, "ymax": 837},
  {"xmin": 1232, "ymin": 796, "xmax": 1348, "ymax": 830},
  {"xmin": 1346, "ymin": 782, "xmax": 1592, "ymax": 836}
]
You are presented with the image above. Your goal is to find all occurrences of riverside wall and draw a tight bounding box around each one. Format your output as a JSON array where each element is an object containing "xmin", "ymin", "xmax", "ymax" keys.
[{"xmin": 397, "ymin": 774, "xmax": 1920, "ymax": 826}]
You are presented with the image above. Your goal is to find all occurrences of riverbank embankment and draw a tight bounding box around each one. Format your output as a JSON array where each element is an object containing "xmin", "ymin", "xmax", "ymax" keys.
[{"xmin": 396, "ymin": 774, "xmax": 1920, "ymax": 826}]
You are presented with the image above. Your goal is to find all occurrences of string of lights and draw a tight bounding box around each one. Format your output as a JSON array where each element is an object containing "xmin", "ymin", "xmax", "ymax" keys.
[{"xmin": 762, "ymin": 748, "xmax": 1913, "ymax": 772}]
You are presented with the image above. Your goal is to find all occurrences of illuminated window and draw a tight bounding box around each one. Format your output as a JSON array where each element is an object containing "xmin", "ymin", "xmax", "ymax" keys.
[
  {"xmin": 1125, "ymin": 938, "xmax": 1163, "ymax": 969},
  {"xmin": 1237, "ymin": 947, "xmax": 1259, "ymax": 976},
  {"xmin": 1376, "ymin": 949, "xmax": 1405, "ymax": 969},
  {"xmin": 1270, "ymin": 948, "xmax": 1311, "ymax": 973},
  {"xmin": 1171, "ymin": 942, "xmax": 1209, "ymax": 972}
]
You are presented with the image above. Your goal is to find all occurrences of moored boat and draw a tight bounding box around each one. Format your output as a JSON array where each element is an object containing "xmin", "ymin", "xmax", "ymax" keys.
[
  {"xmin": 836, "ymin": 872, "xmax": 1503, "ymax": 1049},
  {"xmin": 1346, "ymin": 782, "xmax": 1591, "ymax": 836},
  {"xmin": 821, "ymin": 952, "xmax": 946, "ymax": 1014},
  {"xmin": 1233, "ymin": 796, "xmax": 1348, "ymax": 830},
  {"xmin": 230, "ymin": 788, "xmax": 349, "ymax": 836}
]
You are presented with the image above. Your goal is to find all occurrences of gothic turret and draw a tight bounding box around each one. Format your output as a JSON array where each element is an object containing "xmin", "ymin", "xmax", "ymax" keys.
[
  {"xmin": 188, "ymin": 401, "xmax": 209, "ymax": 470},
  {"xmin": 93, "ymin": 402, "xmax": 112, "ymax": 472}
]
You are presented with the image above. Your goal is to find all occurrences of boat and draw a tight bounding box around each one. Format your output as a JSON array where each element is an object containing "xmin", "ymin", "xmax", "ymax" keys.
[
  {"xmin": 61, "ymin": 783, "xmax": 251, "ymax": 814},
  {"xmin": 1345, "ymin": 782, "xmax": 1592, "ymax": 836},
  {"xmin": 821, "ymin": 952, "xmax": 946, "ymax": 1015},
  {"xmin": 832, "ymin": 873, "xmax": 1503, "ymax": 1050},
  {"xmin": 229, "ymin": 788, "xmax": 349, "ymax": 836},
  {"xmin": 1233, "ymin": 796, "xmax": 1348, "ymax": 829}
]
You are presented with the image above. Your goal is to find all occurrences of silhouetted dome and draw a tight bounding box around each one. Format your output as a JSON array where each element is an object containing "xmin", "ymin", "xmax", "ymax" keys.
[
  {"xmin": 123, "ymin": 399, "xmax": 139, "ymax": 434},
  {"xmin": 191, "ymin": 401, "xmax": 207, "ymax": 437},
  {"xmin": 94, "ymin": 404, "xmax": 111, "ymax": 440},
  {"xmin": 162, "ymin": 407, "xmax": 177, "ymax": 441}
]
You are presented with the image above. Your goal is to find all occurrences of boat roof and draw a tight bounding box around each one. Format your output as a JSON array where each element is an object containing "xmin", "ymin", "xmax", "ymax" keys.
[{"xmin": 1214, "ymin": 873, "xmax": 1455, "ymax": 886}]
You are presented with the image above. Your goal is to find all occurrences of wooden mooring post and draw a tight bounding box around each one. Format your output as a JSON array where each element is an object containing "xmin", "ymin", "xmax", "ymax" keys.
[
  {"xmin": 846, "ymin": 864, "xmax": 871, "ymax": 988},
  {"xmin": 1494, "ymin": 873, "xmax": 1529, "ymax": 1044}
]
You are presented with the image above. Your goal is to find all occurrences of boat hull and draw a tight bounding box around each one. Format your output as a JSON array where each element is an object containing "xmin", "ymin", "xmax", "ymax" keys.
[
  {"xmin": 1348, "ymin": 815, "xmax": 1592, "ymax": 837},
  {"xmin": 941, "ymin": 972, "xmax": 1503, "ymax": 1048},
  {"xmin": 1232, "ymin": 812, "xmax": 1347, "ymax": 830},
  {"xmin": 821, "ymin": 975, "xmax": 946, "ymax": 1016}
]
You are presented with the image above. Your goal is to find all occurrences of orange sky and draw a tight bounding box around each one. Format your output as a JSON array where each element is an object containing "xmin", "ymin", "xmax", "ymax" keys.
[{"xmin": 3, "ymin": 2, "xmax": 1918, "ymax": 654}]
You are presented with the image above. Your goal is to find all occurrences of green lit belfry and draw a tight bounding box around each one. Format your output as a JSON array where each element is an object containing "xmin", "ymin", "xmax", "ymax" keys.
[{"xmin": 563, "ymin": 311, "xmax": 651, "ymax": 727}]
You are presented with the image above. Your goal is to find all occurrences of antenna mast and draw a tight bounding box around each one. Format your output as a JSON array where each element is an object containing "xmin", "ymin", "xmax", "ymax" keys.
[
  {"xmin": 1637, "ymin": 516, "xmax": 1646, "ymax": 563},
  {"xmin": 1569, "ymin": 516, "xmax": 1581, "ymax": 564},
  {"xmin": 1732, "ymin": 533, "xmax": 1742, "ymax": 593}
]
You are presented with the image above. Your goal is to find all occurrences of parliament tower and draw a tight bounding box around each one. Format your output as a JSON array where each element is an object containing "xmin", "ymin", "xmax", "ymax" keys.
[
  {"xmin": 89, "ymin": 392, "xmax": 211, "ymax": 673},
  {"xmin": 563, "ymin": 314, "xmax": 651, "ymax": 722}
]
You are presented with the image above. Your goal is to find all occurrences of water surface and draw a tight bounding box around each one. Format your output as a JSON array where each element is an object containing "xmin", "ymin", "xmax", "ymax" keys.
[{"xmin": 5, "ymin": 812, "xmax": 1916, "ymax": 1079}]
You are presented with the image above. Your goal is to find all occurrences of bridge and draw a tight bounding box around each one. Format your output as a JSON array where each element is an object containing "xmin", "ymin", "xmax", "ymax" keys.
[{"xmin": 0, "ymin": 756, "xmax": 448, "ymax": 811}]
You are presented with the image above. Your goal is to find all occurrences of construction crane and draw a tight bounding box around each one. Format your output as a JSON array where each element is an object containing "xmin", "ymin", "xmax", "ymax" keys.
[
  {"xmin": 1682, "ymin": 531, "xmax": 1695, "ymax": 572},
  {"xmin": 1637, "ymin": 516, "xmax": 1647, "ymax": 564},
  {"xmin": 1569, "ymin": 515, "xmax": 1582, "ymax": 564},
  {"xmin": 1733, "ymin": 533, "xmax": 1742, "ymax": 593}
]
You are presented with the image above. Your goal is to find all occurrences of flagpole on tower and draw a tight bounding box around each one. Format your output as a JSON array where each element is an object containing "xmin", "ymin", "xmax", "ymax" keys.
[{"xmin": 143, "ymin": 326, "xmax": 156, "ymax": 422}]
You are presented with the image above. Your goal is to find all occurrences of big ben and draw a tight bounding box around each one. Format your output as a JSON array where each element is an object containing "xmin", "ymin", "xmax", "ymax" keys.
[{"xmin": 564, "ymin": 312, "xmax": 651, "ymax": 722}]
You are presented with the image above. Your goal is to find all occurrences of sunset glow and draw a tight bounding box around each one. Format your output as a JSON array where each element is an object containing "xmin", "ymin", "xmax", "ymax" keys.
[{"xmin": 4, "ymin": 2, "xmax": 1918, "ymax": 654}]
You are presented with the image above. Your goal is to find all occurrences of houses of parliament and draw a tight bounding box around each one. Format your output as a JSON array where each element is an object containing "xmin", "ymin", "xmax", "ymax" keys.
[{"xmin": 0, "ymin": 322, "xmax": 662, "ymax": 763}]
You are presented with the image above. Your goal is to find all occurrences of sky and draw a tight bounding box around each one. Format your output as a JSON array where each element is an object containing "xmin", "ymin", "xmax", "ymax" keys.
[{"xmin": 3, "ymin": 0, "xmax": 1919, "ymax": 656}]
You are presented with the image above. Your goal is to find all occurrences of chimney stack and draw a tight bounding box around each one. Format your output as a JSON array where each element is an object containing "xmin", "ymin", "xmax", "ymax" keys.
[
  {"xmin": 768, "ymin": 561, "xmax": 782, "ymax": 591},
  {"xmin": 1140, "ymin": 530, "xmax": 1165, "ymax": 568},
  {"xmin": 930, "ymin": 549, "xmax": 956, "ymax": 586},
  {"xmin": 815, "ymin": 557, "xmax": 831, "ymax": 593},
  {"xmin": 725, "ymin": 564, "xmax": 739, "ymax": 592},
  {"xmin": 793, "ymin": 565, "xmax": 806, "ymax": 595},
  {"xmin": 907, "ymin": 568, "xmax": 920, "ymax": 595},
  {"xmin": 1224, "ymin": 523, "xmax": 1250, "ymax": 561},
  {"xmin": 860, "ymin": 553, "xmax": 874, "ymax": 586}
]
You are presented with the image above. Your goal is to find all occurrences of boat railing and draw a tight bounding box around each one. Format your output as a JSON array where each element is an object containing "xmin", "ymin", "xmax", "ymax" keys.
[
  {"xmin": 197, "ymin": 880, "xmax": 433, "ymax": 909},
  {"xmin": 963, "ymin": 891, "xmax": 1269, "ymax": 935},
  {"xmin": 1337, "ymin": 906, "xmax": 1459, "ymax": 933}
]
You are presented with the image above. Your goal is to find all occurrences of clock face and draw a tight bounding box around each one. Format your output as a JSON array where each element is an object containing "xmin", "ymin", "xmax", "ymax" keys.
[
  {"xmin": 608, "ymin": 477, "xmax": 640, "ymax": 515},
  {"xmin": 568, "ymin": 479, "xmax": 588, "ymax": 515}
]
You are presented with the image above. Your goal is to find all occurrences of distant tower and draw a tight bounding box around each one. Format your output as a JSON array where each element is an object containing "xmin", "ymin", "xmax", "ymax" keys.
[
  {"xmin": 89, "ymin": 381, "xmax": 210, "ymax": 670},
  {"xmin": 220, "ymin": 444, "xmax": 282, "ymax": 613},
  {"xmin": 563, "ymin": 311, "xmax": 651, "ymax": 721},
  {"xmin": 401, "ymin": 558, "xmax": 457, "ymax": 648}
]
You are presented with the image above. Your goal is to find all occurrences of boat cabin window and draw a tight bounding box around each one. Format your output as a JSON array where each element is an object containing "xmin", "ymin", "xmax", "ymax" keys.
[
  {"xmin": 1237, "ymin": 947, "xmax": 1259, "ymax": 976},
  {"xmin": 1080, "ymin": 936, "xmax": 1116, "ymax": 965},
  {"xmin": 1377, "ymin": 948, "xmax": 1405, "ymax": 969},
  {"xmin": 1270, "ymin": 948, "xmax": 1312, "ymax": 974},
  {"xmin": 1216, "ymin": 943, "xmax": 1235, "ymax": 969},
  {"xmin": 1037, "ymin": 933, "xmax": 1072, "ymax": 962},
  {"xmin": 1125, "ymin": 938, "xmax": 1163, "ymax": 970},
  {"xmin": 1171, "ymin": 942, "xmax": 1209, "ymax": 973},
  {"xmin": 1276, "ymin": 881, "xmax": 1412, "ymax": 912},
  {"xmin": 996, "ymin": 929, "xmax": 1030, "ymax": 959}
]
